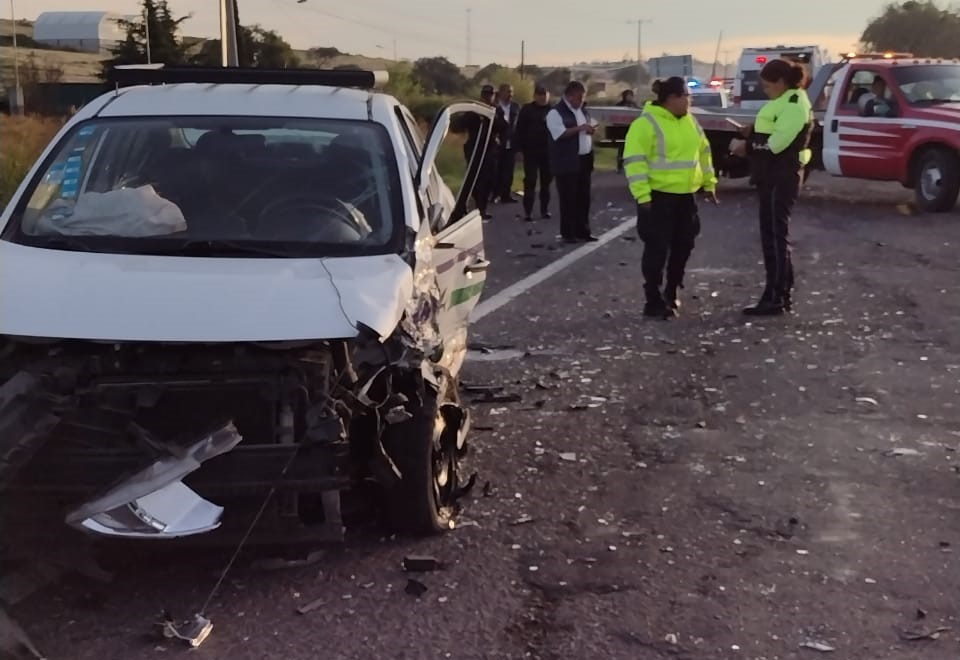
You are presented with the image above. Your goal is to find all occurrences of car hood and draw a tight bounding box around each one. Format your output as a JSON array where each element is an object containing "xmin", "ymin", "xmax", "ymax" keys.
[{"xmin": 0, "ymin": 241, "xmax": 414, "ymax": 342}]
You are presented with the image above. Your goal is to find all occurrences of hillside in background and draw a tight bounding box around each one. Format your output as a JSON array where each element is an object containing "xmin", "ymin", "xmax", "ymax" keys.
[{"xmin": 0, "ymin": 18, "xmax": 395, "ymax": 84}]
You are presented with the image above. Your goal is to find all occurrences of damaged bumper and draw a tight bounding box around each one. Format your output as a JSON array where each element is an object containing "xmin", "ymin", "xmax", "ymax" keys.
[{"xmin": 64, "ymin": 424, "xmax": 242, "ymax": 539}]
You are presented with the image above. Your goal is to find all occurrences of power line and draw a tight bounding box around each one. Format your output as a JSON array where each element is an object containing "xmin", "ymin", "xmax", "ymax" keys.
[{"xmin": 272, "ymin": 0, "xmax": 515, "ymax": 62}]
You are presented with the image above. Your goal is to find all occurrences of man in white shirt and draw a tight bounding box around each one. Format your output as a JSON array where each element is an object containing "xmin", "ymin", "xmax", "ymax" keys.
[
  {"xmin": 546, "ymin": 80, "xmax": 597, "ymax": 242},
  {"xmin": 493, "ymin": 83, "xmax": 521, "ymax": 204}
]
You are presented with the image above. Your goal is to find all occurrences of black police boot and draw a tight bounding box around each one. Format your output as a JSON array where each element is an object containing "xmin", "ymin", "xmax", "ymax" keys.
[
  {"xmin": 742, "ymin": 289, "xmax": 786, "ymax": 316},
  {"xmin": 644, "ymin": 285, "xmax": 667, "ymax": 318}
]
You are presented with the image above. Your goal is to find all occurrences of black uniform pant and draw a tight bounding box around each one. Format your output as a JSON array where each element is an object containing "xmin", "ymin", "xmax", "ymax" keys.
[
  {"xmin": 496, "ymin": 148, "xmax": 516, "ymax": 200},
  {"xmin": 555, "ymin": 153, "xmax": 594, "ymax": 239},
  {"xmin": 637, "ymin": 191, "xmax": 700, "ymax": 300},
  {"xmin": 756, "ymin": 170, "xmax": 800, "ymax": 301},
  {"xmin": 466, "ymin": 145, "xmax": 497, "ymax": 214},
  {"xmin": 522, "ymin": 150, "xmax": 552, "ymax": 216}
]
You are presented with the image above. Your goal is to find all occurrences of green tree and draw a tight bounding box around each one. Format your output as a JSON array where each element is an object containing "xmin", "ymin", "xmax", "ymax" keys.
[
  {"xmin": 384, "ymin": 63, "xmax": 424, "ymax": 103},
  {"xmin": 308, "ymin": 46, "xmax": 343, "ymax": 67},
  {"xmin": 100, "ymin": 0, "xmax": 188, "ymax": 78},
  {"xmin": 517, "ymin": 64, "xmax": 543, "ymax": 80},
  {"xmin": 486, "ymin": 69, "xmax": 533, "ymax": 104},
  {"xmin": 191, "ymin": 26, "xmax": 299, "ymax": 68},
  {"xmin": 472, "ymin": 63, "xmax": 505, "ymax": 82},
  {"xmin": 861, "ymin": 1, "xmax": 960, "ymax": 58},
  {"xmin": 411, "ymin": 56, "xmax": 467, "ymax": 95},
  {"xmin": 539, "ymin": 67, "xmax": 572, "ymax": 95}
]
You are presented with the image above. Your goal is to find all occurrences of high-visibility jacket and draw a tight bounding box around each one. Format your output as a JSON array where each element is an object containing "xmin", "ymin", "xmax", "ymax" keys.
[
  {"xmin": 748, "ymin": 88, "xmax": 814, "ymax": 169},
  {"xmin": 622, "ymin": 102, "xmax": 717, "ymax": 204}
]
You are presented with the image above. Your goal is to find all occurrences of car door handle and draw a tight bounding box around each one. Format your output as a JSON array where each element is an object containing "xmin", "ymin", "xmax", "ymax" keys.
[
  {"xmin": 830, "ymin": 119, "xmax": 838, "ymax": 133},
  {"xmin": 464, "ymin": 258, "xmax": 490, "ymax": 274}
]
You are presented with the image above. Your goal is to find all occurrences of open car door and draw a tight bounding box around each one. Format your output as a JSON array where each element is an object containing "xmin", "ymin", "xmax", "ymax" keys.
[{"xmin": 415, "ymin": 102, "xmax": 494, "ymax": 374}]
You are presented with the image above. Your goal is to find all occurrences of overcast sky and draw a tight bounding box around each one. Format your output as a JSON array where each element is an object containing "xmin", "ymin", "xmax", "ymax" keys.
[{"xmin": 26, "ymin": 0, "xmax": 890, "ymax": 65}]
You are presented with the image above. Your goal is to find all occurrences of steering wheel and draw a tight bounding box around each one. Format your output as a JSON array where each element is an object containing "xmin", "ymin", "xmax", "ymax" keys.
[{"xmin": 254, "ymin": 192, "xmax": 371, "ymax": 242}]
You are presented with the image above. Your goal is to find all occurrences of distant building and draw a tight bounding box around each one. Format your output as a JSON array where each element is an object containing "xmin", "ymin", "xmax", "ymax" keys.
[{"xmin": 33, "ymin": 11, "xmax": 125, "ymax": 53}]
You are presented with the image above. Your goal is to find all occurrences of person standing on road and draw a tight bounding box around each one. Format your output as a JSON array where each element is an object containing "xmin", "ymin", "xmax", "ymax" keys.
[
  {"xmin": 462, "ymin": 84, "xmax": 499, "ymax": 219},
  {"xmin": 732, "ymin": 59, "xmax": 814, "ymax": 316},
  {"xmin": 623, "ymin": 76, "xmax": 718, "ymax": 319},
  {"xmin": 493, "ymin": 83, "xmax": 521, "ymax": 204},
  {"xmin": 546, "ymin": 80, "xmax": 598, "ymax": 243},
  {"xmin": 616, "ymin": 89, "xmax": 638, "ymax": 172},
  {"xmin": 515, "ymin": 85, "xmax": 554, "ymax": 221}
]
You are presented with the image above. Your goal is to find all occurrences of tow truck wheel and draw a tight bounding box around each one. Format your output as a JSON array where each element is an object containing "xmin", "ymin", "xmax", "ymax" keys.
[
  {"xmin": 914, "ymin": 148, "xmax": 960, "ymax": 213},
  {"xmin": 382, "ymin": 381, "xmax": 460, "ymax": 535}
]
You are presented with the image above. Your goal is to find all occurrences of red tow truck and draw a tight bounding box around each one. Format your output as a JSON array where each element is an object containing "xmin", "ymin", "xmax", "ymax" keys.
[{"xmin": 593, "ymin": 53, "xmax": 960, "ymax": 212}]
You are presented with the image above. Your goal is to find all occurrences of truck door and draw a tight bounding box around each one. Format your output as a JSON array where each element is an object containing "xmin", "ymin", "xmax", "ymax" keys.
[{"xmin": 822, "ymin": 68, "xmax": 902, "ymax": 180}]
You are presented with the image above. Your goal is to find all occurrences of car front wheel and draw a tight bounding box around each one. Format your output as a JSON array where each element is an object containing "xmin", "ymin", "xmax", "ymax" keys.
[
  {"xmin": 382, "ymin": 377, "xmax": 463, "ymax": 535},
  {"xmin": 914, "ymin": 148, "xmax": 960, "ymax": 213}
]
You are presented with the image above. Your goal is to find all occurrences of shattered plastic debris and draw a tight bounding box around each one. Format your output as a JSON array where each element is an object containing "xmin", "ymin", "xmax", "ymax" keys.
[
  {"xmin": 855, "ymin": 397, "xmax": 879, "ymax": 407},
  {"xmin": 404, "ymin": 579, "xmax": 428, "ymax": 597},
  {"xmin": 296, "ymin": 598, "xmax": 327, "ymax": 615},
  {"xmin": 885, "ymin": 448, "xmax": 921, "ymax": 457},
  {"xmin": 511, "ymin": 515, "xmax": 535, "ymax": 526},
  {"xmin": 402, "ymin": 556, "xmax": 443, "ymax": 572},
  {"xmin": 156, "ymin": 612, "xmax": 213, "ymax": 648},
  {"xmin": 65, "ymin": 423, "xmax": 242, "ymax": 539},
  {"xmin": 800, "ymin": 641, "xmax": 836, "ymax": 652},
  {"xmin": 559, "ymin": 452, "xmax": 578, "ymax": 462},
  {"xmin": 898, "ymin": 626, "xmax": 951, "ymax": 642}
]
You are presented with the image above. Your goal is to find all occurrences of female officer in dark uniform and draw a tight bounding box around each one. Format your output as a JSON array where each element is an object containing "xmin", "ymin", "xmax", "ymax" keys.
[{"xmin": 732, "ymin": 59, "xmax": 814, "ymax": 316}]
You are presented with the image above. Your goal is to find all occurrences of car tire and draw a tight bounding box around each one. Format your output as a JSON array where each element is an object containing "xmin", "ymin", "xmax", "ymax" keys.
[
  {"xmin": 913, "ymin": 148, "xmax": 960, "ymax": 213},
  {"xmin": 382, "ymin": 382, "xmax": 458, "ymax": 535}
]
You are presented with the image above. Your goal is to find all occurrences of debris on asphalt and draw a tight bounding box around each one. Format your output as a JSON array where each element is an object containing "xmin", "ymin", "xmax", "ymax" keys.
[
  {"xmin": 472, "ymin": 392, "xmax": 523, "ymax": 404},
  {"xmin": 855, "ymin": 396, "xmax": 880, "ymax": 407},
  {"xmin": 250, "ymin": 549, "xmax": 325, "ymax": 572},
  {"xmin": 800, "ymin": 640, "xmax": 836, "ymax": 652},
  {"xmin": 510, "ymin": 515, "xmax": 535, "ymax": 526},
  {"xmin": 404, "ymin": 579, "xmax": 428, "ymax": 597},
  {"xmin": 897, "ymin": 626, "xmax": 951, "ymax": 642},
  {"xmin": 156, "ymin": 611, "xmax": 213, "ymax": 648},
  {"xmin": 884, "ymin": 448, "xmax": 922, "ymax": 457},
  {"xmin": 559, "ymin": 452, "xmax": 578, "ymax": 462},
  {"xmin": 402, "ymin": 556, "xmax": 443, "ymax": 572},
  {"xmin": 916, "ymin": 608, "xmax": 928, "ymax": 620},
  {"xmin": 295, "ymin": 598, "xmax": 327, "ymax": 615},
  {"xmin": 0, "ymin": 607, "xmax": 45, "ymax": 659},
  {"xmin": 482, "ymin": 481, "xmax": 494, "ymax": 497}
]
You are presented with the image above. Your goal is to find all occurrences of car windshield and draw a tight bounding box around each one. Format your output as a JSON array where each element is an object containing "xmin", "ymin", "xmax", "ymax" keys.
[
  {"xmin": 892, "ymin": 64, "xmax": 960, "ymax": 104},
  {"xmin": 8, "ymin": 116, "xmax": 403, "ymax": 257}
]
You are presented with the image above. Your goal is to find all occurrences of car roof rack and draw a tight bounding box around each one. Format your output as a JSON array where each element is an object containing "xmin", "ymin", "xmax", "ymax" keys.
[{"xmin": 106, "ymin": 64, "xmax": 389, "ymax": 89}]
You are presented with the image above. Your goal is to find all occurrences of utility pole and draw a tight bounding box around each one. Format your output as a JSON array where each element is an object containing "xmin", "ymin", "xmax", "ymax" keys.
[
  {"xmin": 520, "ymin": 40, "xmax": 525, "ymax": 79},
  {"xmin": 219, "ymin": 0, "xmax": 239, "ymax": 66},
  {"xmin": 627, "ymin": 18, "xmax": 652, "ymax": 92},
  {"xmin": 465, "ymin": 8, "xmax": 472, "ymax": 67},
  {"xmin": 144, "ymin": 4, "xmax": 152, "ymax": 64},
  {"xmin": 10, "ymin": 0, "xmax": 23, "ymax": 115}
]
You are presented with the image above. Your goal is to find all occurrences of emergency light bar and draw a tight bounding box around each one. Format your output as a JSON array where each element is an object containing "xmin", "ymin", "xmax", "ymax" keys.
[
  {"xmin": 106, "ymin": 64, "xmax": 389, "ymax": 89},
  {"xmin": 843, "ymin": 51, "xmax": 914, "ymax": 61}
]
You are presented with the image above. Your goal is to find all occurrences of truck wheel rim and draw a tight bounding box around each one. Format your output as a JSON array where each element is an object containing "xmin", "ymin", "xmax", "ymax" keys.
[{"xmin": 920, "ymin": 164, "xmax": 942, "ymax": 201}]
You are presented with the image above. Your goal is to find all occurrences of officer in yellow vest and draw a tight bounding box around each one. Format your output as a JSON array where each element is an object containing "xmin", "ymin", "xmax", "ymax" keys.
[
  {"xmin": 623, "ymin": 76, "xmax": 718, "ymax": 319},
  {"xmin": 732, "ymin": 59, "xmax": 814, "ymax": 316}
]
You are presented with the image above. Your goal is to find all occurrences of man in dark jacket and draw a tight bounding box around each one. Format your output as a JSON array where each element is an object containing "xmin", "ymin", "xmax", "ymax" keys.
[
  {"xmin": 493, "ymin": 83, "xmax": 521, "ymax": 204},
  {"xmin": 515, "ymin": 85, "xmax": 554, "ymax": 221},
  {"xmin": 462, "ymin": 84, "xmax": 499, "ymax": 218},
  {"xmin": 546, "ymin": 80, "xmax": 597, "ymax": 243}
]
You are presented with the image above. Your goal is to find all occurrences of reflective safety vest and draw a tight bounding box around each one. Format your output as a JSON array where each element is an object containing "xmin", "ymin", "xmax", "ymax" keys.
[
  {"xmin": 749, "ymin": 88, "xmax": 814, "ymax": 169},
  {"xmin": 622, "ymin": 102, "xmax": 717, "ymax": 204}
]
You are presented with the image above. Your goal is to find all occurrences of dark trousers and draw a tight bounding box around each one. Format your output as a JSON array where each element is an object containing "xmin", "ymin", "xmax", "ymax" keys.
[
  {"xmin": 637, "ymin": 191, "xmax": 701, "ymax": 301},
  {"xmin": 466, "ymin": 145, "xmax": 497, "ymax": 214},
  {"xmin": 522, "ymin": 150, "xmax": 552, "ymax": 216},
  {"xmin": 555, "ymin": 153, "xmax": 594, "ymax": 239},
  {"xmin": 757, "ymin": 170, "xmax": 800, "ymax": 301},
  {"xmin": 496, "ymin": 148, "xmax": 517, "ymax": 200}
]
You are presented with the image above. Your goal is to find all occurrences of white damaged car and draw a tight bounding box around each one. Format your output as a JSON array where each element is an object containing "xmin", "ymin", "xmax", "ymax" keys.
[{"xmin": 0, "ymin": 66, "xmax": 494, "ymax": 541}]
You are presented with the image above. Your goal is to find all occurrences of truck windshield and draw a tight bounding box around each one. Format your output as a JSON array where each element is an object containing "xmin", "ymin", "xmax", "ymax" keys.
[
  {"xmin": 7, "ymin": 116, "xmax": 404, "ymax": 258},
  {"xmin": 892, "ymin": 64, "xmax": 960, "ymax": 104}
]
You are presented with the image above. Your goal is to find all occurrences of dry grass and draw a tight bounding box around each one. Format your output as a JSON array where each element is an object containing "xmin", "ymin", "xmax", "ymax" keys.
[{"xmin": 0, "ymin": 115, "xmax": 63, "ymax": 208}]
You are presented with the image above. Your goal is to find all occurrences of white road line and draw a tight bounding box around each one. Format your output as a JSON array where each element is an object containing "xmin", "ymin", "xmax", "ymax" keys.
[{"xmin": 472, "ymin": 214, "xmax": 635, "ymax": 321}]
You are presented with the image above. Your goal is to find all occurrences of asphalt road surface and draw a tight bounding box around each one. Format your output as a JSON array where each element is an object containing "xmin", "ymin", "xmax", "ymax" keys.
[{"xmin": 4, "ymin": 170, "xmax": 960, "ymax": 660}]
